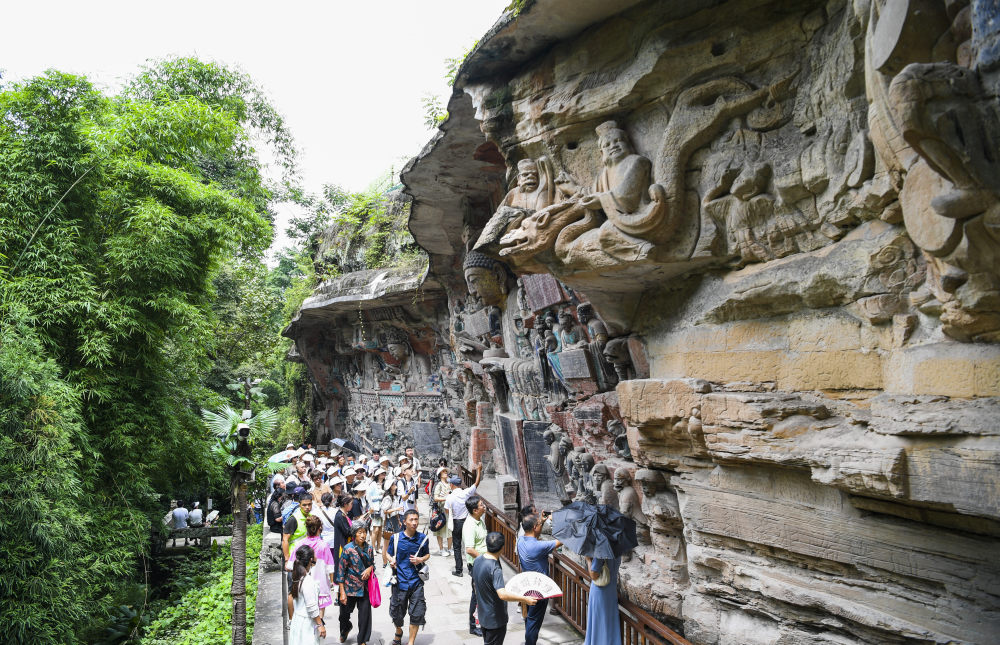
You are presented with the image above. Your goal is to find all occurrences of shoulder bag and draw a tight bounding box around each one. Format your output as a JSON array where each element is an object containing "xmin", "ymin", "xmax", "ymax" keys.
[
  {"xmin": 394, "ymin": 532, "xmax": 432, "ymax": 582},
  {"xmin": 363, "ymin": 546, "xmax": 381, "ymax": 607}
]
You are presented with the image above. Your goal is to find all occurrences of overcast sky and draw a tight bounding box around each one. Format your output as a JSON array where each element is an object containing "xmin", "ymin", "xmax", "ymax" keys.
[{"xmin": 2, "ymin": 0, "xmax": 510, "ymax": 255}]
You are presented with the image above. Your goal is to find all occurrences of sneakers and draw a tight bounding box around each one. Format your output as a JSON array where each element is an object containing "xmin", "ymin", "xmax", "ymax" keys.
[
  {"xmin": 438, "ymin": 548, "xmax": 451, "ymax": 557},
  {"xmin": 451, "ymin": 569, "xmax": 463, "ymax": 577}
]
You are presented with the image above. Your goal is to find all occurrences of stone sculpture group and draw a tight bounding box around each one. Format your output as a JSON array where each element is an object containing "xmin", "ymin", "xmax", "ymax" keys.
[{"xmin": 284, "ymin": 2, "xmax": 1000, "ymax": 643}]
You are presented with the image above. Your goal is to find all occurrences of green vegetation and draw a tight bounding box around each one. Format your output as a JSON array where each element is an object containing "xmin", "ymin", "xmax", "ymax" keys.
[
  {"xmin": 0, "ymin": 46, "xmax": 433, "ymax": 645},
  {"xmin": 142, "ymin": 524, "xmax": 263, "ymax": 645},
  {"xmin": 302, "ymin": 170, "xmax": 426, "ymax": 278},
  {"xmin": 0, "ymin": 59, "xmax": 308, "ymax": 644}
]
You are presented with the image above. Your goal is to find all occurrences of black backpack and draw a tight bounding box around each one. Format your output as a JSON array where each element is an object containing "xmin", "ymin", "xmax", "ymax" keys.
[{"xmin": 429, "ymin": 504, "xmax": 446, "ymax": 532}]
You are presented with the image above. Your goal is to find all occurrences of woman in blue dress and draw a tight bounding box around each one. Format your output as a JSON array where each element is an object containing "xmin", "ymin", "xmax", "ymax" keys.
[{"xmin": 583, "ymin": 555, "xmax": 622, "ymax": 645}]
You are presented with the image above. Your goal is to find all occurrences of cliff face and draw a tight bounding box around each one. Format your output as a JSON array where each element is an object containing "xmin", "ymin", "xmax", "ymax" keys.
[{"xmin": 288, "ymin": 1, "xmax": 1000, "ymax": 642}]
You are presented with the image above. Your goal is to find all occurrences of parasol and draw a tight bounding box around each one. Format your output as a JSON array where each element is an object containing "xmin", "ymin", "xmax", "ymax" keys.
[
  {"xmin": 505, "ymin": 571, "xmax": 563, "ymax": 599},
  {"xmin": 550, "ymin": 501, "xmax": 638, "ymax": 559},
  {"xmin": 267, "ymin": 449, "xmax": 297, "ymax": 463},
  {"xmin": 331, "ymin": 438, "xmax": 362, "ymax": 454}
]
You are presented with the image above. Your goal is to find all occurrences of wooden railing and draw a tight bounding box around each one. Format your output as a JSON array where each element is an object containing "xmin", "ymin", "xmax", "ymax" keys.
[{"xmin": 462, "ymin": 467, "xmax": 691, "ymax": 645}]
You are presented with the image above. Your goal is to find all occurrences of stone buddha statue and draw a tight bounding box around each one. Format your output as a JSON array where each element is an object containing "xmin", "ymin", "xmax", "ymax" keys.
[
  {"xmin": 557, "ymin": 309, "xmax": 586, "ymax": 350},
  {"xmin": 614, "ymin": 468, "xmax": 649, "ymax": 545},
  {"xmin": 590, "ymin": 462, "xmax": 618, "ymax": 509},
  {"xmin": 463, "ymin": 250, "xmax": 509, "ymax": 308}
]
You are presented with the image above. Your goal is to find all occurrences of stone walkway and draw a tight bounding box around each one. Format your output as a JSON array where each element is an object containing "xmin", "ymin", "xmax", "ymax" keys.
[
  {"xmin": 357, "ymin": 542, "xmax": 583, "ymax": 645},
  {"xmin": 255, "ymin": 480, "xmax": 585, "ymax": 645}
]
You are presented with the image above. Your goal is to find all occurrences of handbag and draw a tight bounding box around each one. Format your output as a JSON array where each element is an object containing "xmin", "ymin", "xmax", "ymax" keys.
[
  {"xmin": 593, "ymin": 561, "xmax": 611, "ymax": 587},
  {"xmin": 365, "ymin": 549, "xmax": 382, "ymax": 608}
]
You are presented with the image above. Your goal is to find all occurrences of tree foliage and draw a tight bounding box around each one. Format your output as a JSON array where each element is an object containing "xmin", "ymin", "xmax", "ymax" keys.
[
  {"xmin": 306, "ymin": 169, "xmax": 425, "ymax": 277},
  {"xmin": 0, "ymin": 60, "xmax": 293, "ymax": 643},
  {"xmin": 141, "ymin": 524, "xmax": 263, "ymax": 645}
]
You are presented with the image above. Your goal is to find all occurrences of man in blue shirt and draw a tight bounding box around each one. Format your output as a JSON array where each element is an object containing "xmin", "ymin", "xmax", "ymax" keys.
[
  {"xmin": 516, "ymin": 513, "xmax": 562, "ymax": 645},
  {"xmin": 386, "ymin": 509, "xmax": 431, "ymax": 645}
]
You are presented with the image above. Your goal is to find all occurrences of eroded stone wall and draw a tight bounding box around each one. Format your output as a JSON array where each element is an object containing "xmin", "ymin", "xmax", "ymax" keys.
[{"xmin": 291, "ymin": 1, "xmax": 1000, "ymax": 642}]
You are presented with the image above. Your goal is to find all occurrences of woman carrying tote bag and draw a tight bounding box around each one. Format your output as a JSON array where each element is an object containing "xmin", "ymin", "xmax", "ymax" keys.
[{"xmin": 335, "ymin": 523, "xmax": 375, "ymax": 645}]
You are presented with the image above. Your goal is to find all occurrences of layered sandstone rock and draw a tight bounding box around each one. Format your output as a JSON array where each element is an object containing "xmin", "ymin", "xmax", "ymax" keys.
[{"xmin": 289, "ymin": 1, "xmax": 1000, "ymax": 642}]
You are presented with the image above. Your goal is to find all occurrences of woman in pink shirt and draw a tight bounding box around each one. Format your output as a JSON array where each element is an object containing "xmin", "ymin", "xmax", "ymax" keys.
[{"xmin": 287, "ymin": 515, "xmax": 336, "ymax": 619}]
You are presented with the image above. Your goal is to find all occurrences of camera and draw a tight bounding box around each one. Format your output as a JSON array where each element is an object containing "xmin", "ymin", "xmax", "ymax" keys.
[{"xmin": 237, "ymin": 423, "xmax": 251, "ymax": 438}]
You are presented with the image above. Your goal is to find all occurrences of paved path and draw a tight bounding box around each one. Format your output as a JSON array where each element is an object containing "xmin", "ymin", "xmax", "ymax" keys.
[
  {"xmin": 255, "ymin": 478, "xmax": 585, "ymax": 645},
  {"xmin": 356, "ymin": 540, "xmax": 583, "ymax": 645}
]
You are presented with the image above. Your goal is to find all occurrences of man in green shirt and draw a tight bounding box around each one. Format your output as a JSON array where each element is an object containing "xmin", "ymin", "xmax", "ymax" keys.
[
  {"xmin": 462, "ymin": 494, "xmax": 488, "ymax": 636},
  {"xmin": 282, "ymin": 492, "xmax": 313, "ymax": 562}
]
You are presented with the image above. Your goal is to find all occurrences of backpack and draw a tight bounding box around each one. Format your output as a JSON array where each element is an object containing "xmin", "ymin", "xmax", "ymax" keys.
[
  {"xmin": 429, "ymin": 505, "xmax": 446, "ymax": 533},
  {"xmin": 281, "ymin": 502, "xmax": 299, "ymax": 523}
]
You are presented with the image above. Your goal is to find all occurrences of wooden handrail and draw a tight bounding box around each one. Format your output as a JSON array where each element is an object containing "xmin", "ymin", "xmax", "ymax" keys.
[{"xmin": 461, "ymin": 466, "xmax": 692, "ymax": 645}]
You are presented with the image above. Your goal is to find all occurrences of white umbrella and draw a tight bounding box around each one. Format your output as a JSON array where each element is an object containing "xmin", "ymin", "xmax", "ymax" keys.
[{"xmin": 268, "ymin": 449, "xmax": 297, "ymax": 463}]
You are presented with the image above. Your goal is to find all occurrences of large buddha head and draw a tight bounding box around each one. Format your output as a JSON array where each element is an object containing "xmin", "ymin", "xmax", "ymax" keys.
[{"xmin": 463, "ymin": 250, "xmax": 509, "ymax": 306}]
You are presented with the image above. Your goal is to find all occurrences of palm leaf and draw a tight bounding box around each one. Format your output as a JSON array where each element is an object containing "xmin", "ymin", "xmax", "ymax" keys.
[{"xmin": 201, "ymin": 405, "xmax": 240, "ymax": 438}]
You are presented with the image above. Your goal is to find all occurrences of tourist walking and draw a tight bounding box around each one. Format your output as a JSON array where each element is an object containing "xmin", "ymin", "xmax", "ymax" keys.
[
  {"xmin": 335, "ymin": 523, "xmax": 375, "ymax": 645},
  {"xmin": 286, "ymin": 516, "xmax": 335, "ymax": 621},
  {"xmin": 282, "ymin": 492, "xmax": 314, "ymax": 562},
  {"xmin": 445, "ymin": 462, "xmax": 483, "ymax": 577},
  {"xmin": 332, "ymin": 493, "xmax": 354, "ymax": 572},
  {"xmin": 463, "ymin": 494, "xmax": 488, "ymax": 636},
  {"xmin": 351, "ymin": 480, "xmax": 371, "ymax": 522},
  {"xmin": 288, "ymin": 544, "xmax": 325, "ymax": 644},
  {"xmin": 310, "ymin": 470, "xmax": 332, "ymax": 506},
  {"xmin": 385, "ymin": 509, "xmax": 431, "ymax": 645},
  {"xmin": 314, "ymin": 492, "xmax": 337, "ymax": 549},
  {"xmin": 266, "ymin": 481, "xmax": 285, "ymax": 535},
  {"xmin": 399, "ymin": 465, "xmax": 418, "ymax": 511},
  {"xmin": 583, "ymin": 554, "xmax": 622, "ymax": 645},
  {"xmin": 380, "ymin": 480, "xmax": 405, "ymax": 565},
  {"xmin": 516, "ymin": 513, "xmax": 562, "ymax": 645},
  {"xmin": 367, "ymin": 468, "xmax": 386, "ymax": 553},
  {"xmin": 432, "ymin": 467, "xmax": 452, "ymax": 556},
  {"xmin": 473, "ymin": 532, "xmax": 538, "ymax": 645}
]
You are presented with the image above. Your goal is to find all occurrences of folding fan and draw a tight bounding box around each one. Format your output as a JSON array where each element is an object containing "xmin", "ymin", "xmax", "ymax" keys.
[{"xmin": 505, "ymin": 571, "xmax": 563, "ymax": 599}]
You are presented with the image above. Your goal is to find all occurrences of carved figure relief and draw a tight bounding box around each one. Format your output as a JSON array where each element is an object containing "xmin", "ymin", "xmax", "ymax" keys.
[
  {"xmin": 590, "ymin": 462, "xmax": 618, "ymax": 510},
  {"xmin": 608, "ymin": 418, "xmax": 631, "ymax": 460},
  {"xmin": 568, "ymin": 447, "xmax": 595, "ymax": 503},
  {"xmin": 866, "ymin": 0, "xmax": 1000, "ymax": 342},
  {"xmin": 614, "ymin": 468, "xmax": 650, "ymax": 546},
  {"xmin": 544, "ymin": 425, "xmax": 574, "ymax": 504},
  {"xmin": 603, "ymin": 337, "xmax": 635, "ymax": 381},
  {"xmin": 634, "ymin": 468, "xmax": 687, "ymax": 576}
]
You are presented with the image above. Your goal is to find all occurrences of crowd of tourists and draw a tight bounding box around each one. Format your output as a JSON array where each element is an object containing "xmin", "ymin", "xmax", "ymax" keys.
[{"xmin": 265, "ymin": 443, "xmax": 623, "ymax": 645}]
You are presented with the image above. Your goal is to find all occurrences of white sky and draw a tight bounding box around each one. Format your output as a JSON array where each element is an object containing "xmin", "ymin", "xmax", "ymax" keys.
[{"xmin": 2, "ymin": 0, "xmax": 510, "ymax": 256}]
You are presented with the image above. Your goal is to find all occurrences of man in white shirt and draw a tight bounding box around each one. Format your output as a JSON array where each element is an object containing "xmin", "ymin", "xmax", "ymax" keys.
[
  {"xmin": 400, "ymin": 466, "xmax": 419, "ymax": 512},
  {"xmin": 189, "ymin": 501, "xmax": 204, "ymax": 526},
  {"xmin": 404, "ymin": 446, "xmax": 421, "ymax": 480},
  {"xmin": 368, "ymin": 449, "xmax": 383, "ymax": 475},
  {"xmin": 444, "ymin": 463, "xmax": 482, "ymax": 577}
]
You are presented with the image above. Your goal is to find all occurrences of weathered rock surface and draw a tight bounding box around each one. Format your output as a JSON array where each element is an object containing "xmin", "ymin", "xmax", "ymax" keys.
[{"xmin": 286, "ymin": 1, "xmax": 1000, "ymax": 643}]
